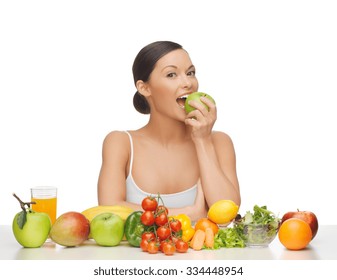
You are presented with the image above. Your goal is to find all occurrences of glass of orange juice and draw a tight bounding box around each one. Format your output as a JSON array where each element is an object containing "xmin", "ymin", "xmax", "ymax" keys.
[{"xmin": 31, "ymin": 186, "xmax": 57, "ymax": 224}]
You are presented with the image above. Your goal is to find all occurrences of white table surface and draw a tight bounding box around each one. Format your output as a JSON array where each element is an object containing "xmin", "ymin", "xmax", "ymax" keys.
[{"xmin": 1, "ymin": 225, "xmax": 336, "ymax": 260}]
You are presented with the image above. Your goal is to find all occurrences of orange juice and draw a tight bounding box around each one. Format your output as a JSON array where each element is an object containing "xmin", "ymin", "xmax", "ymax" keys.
[
  {"xmin": 30, "ymin": 186, "xmax": 57, "ymax": 225},
  {"xmin": 31, "ymin": 197, "xmax": 57, "ymax": 224}
]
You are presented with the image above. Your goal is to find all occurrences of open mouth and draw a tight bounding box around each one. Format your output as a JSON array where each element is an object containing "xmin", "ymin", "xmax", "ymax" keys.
[{"xmin": 176, "ymin": 94, "xmax": 188, "ymax": 109}]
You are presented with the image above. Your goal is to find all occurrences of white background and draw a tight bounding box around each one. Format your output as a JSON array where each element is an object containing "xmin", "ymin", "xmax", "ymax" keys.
[{"xmin": 1, "ymin": 0, "xmax": 336, "ymax": 226}]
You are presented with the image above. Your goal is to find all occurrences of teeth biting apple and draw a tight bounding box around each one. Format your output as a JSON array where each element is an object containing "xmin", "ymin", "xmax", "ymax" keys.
[{"xmin": 176, "ymin": 94, "xmax": 189, "ymax": 109}]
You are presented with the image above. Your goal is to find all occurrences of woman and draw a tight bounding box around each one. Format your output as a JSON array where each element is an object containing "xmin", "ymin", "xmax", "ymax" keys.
[{"xmin": 97, "ymin": 41, "xmax": 240, "ymax": 221}]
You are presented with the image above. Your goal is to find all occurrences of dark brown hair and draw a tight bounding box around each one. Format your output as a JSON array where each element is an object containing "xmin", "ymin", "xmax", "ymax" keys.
[{"xmin": 132, "ymin": 41, "xmax": 183, "ymax": 114}]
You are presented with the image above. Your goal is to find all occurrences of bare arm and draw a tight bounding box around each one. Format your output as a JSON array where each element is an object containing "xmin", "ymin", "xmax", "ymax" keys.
[
  {"xmin": 185, "ymin": 97, "xmax": 241, "ymax": 207},
  {"xmin": 193, "ymin": 132, "xmax": 241, "ymax": 206},
  {"xmin": 97, "ymin": 131, "xmax": 135, "ymax": 205}
]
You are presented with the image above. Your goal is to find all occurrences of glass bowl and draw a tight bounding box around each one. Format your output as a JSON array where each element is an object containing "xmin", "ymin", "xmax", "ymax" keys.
[{"xmin": 234, "ymin": 222, "xmax": 280, "ymax": 248}]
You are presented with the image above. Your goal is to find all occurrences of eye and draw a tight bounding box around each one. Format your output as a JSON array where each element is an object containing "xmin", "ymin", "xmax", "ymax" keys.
[
  {"xmin": 187, "ymin": 70, "xmax": 196, "ymax": 76},
  {"xmin": 166, "ymin": 72, "xmax": 177, "ymax": 78}
]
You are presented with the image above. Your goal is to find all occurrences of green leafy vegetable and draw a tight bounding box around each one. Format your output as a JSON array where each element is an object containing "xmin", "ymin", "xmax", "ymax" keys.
[
  {"xmin": 213, "ymin": 205, "xmax": 280, "ymax": 248},
  {"xmin": 235, "ymin": 205, "xmax": 280, "ymax": 245},
  {"xmin": 214, "ymin": 227, "xmax": 245, "ymax": 248}
]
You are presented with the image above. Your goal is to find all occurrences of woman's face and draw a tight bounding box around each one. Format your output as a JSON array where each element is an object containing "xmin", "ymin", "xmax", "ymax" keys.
[{"xmin": 143, "ymin": 49, "xmax": 199, "ymax": 119}]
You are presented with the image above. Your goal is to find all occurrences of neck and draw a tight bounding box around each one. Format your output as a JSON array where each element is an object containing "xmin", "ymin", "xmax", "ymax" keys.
[{"xmin": 143, "ymin": 114, "xmax": 191, "ymax": 145}]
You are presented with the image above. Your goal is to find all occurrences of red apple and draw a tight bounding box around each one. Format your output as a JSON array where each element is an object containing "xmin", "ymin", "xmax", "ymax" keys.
[
  {"xmin": 281, "ymin": 210, "xmax": 319, "ymax": 239},
  {"xmin": 50, "ymin": 211, "xmax": 90, "ymax": 247}
]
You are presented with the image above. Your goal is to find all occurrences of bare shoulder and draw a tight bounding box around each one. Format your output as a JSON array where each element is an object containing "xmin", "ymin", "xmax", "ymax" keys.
[
  {"xmin": 101, "ymin": 130, "xmax": 131, "ymax": 158},
  {"xmin": 103, "ymin": 130, "xmax": 129, "ymax": 145},
  {"xmin": 211, "ymin": 131, "xmax": 235, "ymax": 147},
  {"xmin": 211, "ymin": 131, "xmax": 237, "ymax": 163}
]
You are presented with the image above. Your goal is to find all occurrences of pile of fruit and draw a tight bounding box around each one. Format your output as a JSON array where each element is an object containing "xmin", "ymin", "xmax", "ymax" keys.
[
  {"xmin": 278, "ymin": 210, "xmax": 318, "ymax": 250},
  {"xmin": 11, "ymin": 193, "xmax": 319, "ymax": 253}
]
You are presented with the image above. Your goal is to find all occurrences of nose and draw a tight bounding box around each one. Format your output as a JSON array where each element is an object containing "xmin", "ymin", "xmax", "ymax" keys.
[{"xmin": 181, "ymin": 74, "xmax": 192, "ymax": 89}]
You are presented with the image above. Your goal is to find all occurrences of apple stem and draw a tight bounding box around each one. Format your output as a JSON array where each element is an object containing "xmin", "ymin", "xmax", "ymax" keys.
[{"xmin": 12, "ymin": 193, "xmax": 36, "ymax": 212}]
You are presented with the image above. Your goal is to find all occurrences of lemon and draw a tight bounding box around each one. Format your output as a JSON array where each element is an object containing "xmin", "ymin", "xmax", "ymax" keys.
[{"xmin": 207, "ymin": 200, "xmax": 239, "ymax": 224}]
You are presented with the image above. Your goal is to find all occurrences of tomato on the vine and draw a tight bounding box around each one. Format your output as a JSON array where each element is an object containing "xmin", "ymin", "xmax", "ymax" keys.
[
  {"xmin": 170, "ymin": 235, "xmax": 179, "ymax": 244},
  {"xmin": 141, "ymin": 196, "xmax": 158, "ymax": 211},
  {"xmin": 155, "ymin": 213, "xmax": 168, "ymax": 226},
  {"xmin": 140, "ymin": 239, "xmax": 149, "ymax": 252},
  {"xmin": 175, "ymin": 239, "xmax": 188, "ymax": 253},
  {"xmin": 169, "ymin": 219, "xmax": 182, "ymax": 232},
  {"xmin": 142, "ymin": 231, "xmax": 155, "ymax": 241},
  {"xmin": 157, "ymin": 226, "xmax": 171, "ymax": 240},
  {"xmin": 156, "ymin": 205, "xmax": 168, "ymax": 215},
  {"xmin": 141, "ymin": 210, "xmax": 155, "ymax": 226},
  {"xmin": 147, "ymin": 241, "xmax": 159, "ymax": 254},
  {"xmin": 162, "ymin": 241, "xmax": 176, "ymax": 255}
]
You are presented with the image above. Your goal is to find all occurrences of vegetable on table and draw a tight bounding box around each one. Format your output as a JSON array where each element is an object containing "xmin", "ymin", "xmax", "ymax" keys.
[
  {"xmin": 124, "ymin": 211, "xmax": 146, "ymax": 247},
  {"xmin": 213, "ymin": 205, "xmax": 280, "ymax": 249},
  {"xmin": 213, "ymin": 227, "xmax": 245, "ymax": 249},
  {"xmin": 190, "ymin": 229, "xmax": 206, "ymax": 250},
  {"xmin": 234, "ymin": 205, "xmax": 280, "ymax": 244},
  {"xmin": 172, "ymin": 214, "xmax": 195, "ymax": 242},
  {"xmin": 204, "ymin": 227, "xmax": 215, "ymax": 248}
]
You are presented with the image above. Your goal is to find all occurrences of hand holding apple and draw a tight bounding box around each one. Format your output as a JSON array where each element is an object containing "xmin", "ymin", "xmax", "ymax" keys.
[
  {"xmin": 12, "ymin": 193, "xmax": 51, "ymax": 248},
  {"xmin": 281, "ymin": 210, "xmax": 319, "ymax": 239},
  {"xmin": 185, "ymin": 92, "xmax": 216, "ymax": 114}
]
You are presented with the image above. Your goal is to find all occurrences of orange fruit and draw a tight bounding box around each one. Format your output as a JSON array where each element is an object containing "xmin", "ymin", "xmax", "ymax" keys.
[
  {"xmin": 194, "ymin": 218, "xmax": 219, "ymax": 235},
  {"xmin": 278, "ymin": 218, "xmax": 312, "ymax": 250}
]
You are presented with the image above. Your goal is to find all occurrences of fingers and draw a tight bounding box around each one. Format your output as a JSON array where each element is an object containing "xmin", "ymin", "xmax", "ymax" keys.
[
  {"xmin": 186, "ymin": 97, "xmax": 216, "ymax": 119},
  {"xmin": 200, "ymin": 96, "xmax": 216, "ymax": 111}
]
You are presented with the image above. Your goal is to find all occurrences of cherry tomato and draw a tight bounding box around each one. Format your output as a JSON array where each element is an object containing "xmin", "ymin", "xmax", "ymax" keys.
[
  {"xmin": 141, "ymin": 196, "xmax": 158, "ymax": 211},
  {"xmin": 156, "ymin": 226, "xmax": 171, "ymax": 240},
  {"xmin": 162, "ymin": 241, "xmax": 176, "ymax": 255},
  {"xmin": 159, "ymin": 239, "xmax": 167, "ymax": 252},
  {"xmin": 140, "ymin": 239, "xmax": 149, "ymax": 252},
  {"xmin": 147, "ymin": 241, "xmax": 159, "ymax": 254},
  {"xmin": 170, "ymin": 235, "xmax": 179, "ymax": 244},
  {"xmin": 142, "ymin": 231, "xmax": 155, "ymax": 241},
  {"xmin": 175, "ymin": 239, "xmax": 188, "ymax": 253},
  {"xmin": 141, "ymin": 210, "xmax": 155, "ymax": 226},
  {"xmin": 170, "ymin": 219, "xmax": 182, "ymax": 232},
  {"xmin": 155, "ymin": 213, "xmax": 168, "ymax": 226},
  {"xmin": 156, "ymin": 205, "xmax": 168, "ymax": 215}
]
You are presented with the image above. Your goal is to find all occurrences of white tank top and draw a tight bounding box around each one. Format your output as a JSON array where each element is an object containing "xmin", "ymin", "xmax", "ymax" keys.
[{"xmin": 125, "ymin": 131, "xmax": 197, "ymax": 208}]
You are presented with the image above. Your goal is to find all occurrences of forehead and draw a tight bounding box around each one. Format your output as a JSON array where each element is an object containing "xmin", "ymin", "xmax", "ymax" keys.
[{"xmin": 154, "ymin": 49, "xmax": 193, "ymax": 70}]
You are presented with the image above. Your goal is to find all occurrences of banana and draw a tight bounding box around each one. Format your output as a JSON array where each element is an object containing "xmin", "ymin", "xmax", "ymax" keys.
[{"xmin": 81, "ymin": 205, "xmax": 134, "ymax": 223}]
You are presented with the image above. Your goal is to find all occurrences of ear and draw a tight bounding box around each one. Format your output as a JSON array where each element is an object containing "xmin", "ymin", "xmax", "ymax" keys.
[{"xmin": 136, "ymin": 80, "xmax": 151, "ymax": 97}]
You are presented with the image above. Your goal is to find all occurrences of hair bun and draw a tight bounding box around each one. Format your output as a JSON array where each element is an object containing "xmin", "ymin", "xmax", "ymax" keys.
[{"xmin": 133, "ymin": 91, "xmax": 150, "ymax": 114}]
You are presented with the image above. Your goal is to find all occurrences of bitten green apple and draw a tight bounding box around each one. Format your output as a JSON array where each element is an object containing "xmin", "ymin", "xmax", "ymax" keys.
[
  {"xmin": 184, "ymin": 92, "xmax": 215, "ymax": 114},
  {"xmin": 90, "ymin": 212, "xmax": 124, "ymax": 246},
  {"xmin": 12, "ymin": 194, "xmax": 51, "ymax": 248}
]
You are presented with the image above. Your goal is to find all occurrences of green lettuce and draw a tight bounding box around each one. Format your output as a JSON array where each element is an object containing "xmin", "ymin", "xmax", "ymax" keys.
[{"xmin": 213, "ymin": 227, "xmax": 245, "ymax": 248}]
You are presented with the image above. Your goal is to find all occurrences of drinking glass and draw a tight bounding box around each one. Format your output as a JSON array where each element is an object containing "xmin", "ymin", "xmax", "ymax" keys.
[{"xmin": 31, "ymin": 186, "xmax": 57, "ymax": 224}]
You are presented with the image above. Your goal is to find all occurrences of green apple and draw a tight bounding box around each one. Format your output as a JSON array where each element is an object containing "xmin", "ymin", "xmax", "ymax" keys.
[
  {"xmin": 90, "ymin": 212, "xmax": 124, "ymax": 246},
  {"xmin": 12, "ymin": 210, "xmax": 51, "ymax": 248},
  {"xmin": 185, "ymin": 92, "xmax": 216, "ymax": 114}
]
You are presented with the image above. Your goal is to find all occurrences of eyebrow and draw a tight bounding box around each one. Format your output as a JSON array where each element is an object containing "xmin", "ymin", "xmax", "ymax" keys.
[{"xmin": 161, "ymin": 64, "xmax": 195, "ymax": 72}]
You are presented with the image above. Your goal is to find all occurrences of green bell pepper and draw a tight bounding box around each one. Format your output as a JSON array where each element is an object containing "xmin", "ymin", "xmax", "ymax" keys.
[{"xmin": 124, "ymin": 211, "xmax": 145, "ymax": 247}]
